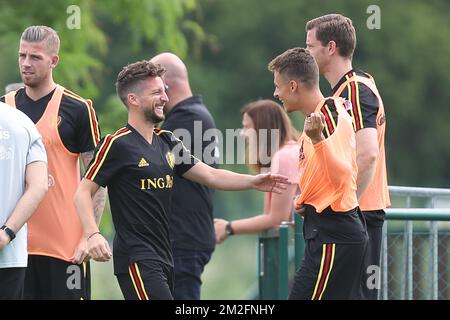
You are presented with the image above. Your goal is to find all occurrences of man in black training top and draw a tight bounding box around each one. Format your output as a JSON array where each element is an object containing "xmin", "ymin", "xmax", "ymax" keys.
[{"xmin": 74, "ymin": 60, "xmax": 290, "ymax": 300}]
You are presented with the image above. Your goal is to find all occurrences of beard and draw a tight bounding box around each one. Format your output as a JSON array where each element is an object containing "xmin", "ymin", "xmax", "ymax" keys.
[
  {"xmin": 144, "ymin": 107, "xmax": 165, "ymax": 124},
  {"xmin": 21, "ymin": 74, "xmax": 42, "ymax": 88}
]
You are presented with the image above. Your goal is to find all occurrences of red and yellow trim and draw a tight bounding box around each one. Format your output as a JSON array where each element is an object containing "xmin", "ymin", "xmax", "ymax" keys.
[
  {"xmin": 345, "ymin": 73, "xmax": 364, "ymax": 131},
  {"xmin": 129, "ymin": 262, "xmax": 149, "ymax": 300},
  {"xmin": 311, "ymin": 243, "xmax": 336, "ymax": 300},
  {"xmin": 85, "ymin": 127, "xmax": 131, "ymax": 180},
  {"xmin": 63, "ymin": 89, "xmax": 101, "ymax": 145},
  {"xmin": 320, "ymin": 103, "xmax": 337, "ymax": 138}
]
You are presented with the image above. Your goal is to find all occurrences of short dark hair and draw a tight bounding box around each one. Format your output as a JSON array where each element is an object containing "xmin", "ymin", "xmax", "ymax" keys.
[
  {"xmin": 305, "ymin": 14, "xmax": 356, "ymax": 59},
  {"xmin": 116, "ymin": 60, "xmax": 166, "ymax": 106},
  {"xmin": 268, "ymin": 47, "xmax": 318, "ymax": 89}
]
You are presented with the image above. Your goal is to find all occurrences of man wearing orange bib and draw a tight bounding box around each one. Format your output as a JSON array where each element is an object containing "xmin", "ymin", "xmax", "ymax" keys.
[
  {"xmin": 305, "ymin": 14, "xmax": 390, "ymax": 299},
  {"xmin": 1, "ymin": 26, "xmax": 105, "ymax": 299},
  {"xmin": 268, "ymin": 47, "xmax": 368, "ymax": 300}
]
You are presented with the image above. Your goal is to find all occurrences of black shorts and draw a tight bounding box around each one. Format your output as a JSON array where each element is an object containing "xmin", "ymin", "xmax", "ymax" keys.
[
  {"xmin": 289, "ymin": 239, "xmax": 367, "ymax": 300},
  {"xmin": 360, "ymin": 210, "xmax": 385, "ymax": 300},
  {"xmin": 24, "ymin": 255, "xmax": 91, "ymax": 300},
  {"xmin": 0, "ymin": 267, "xmax": 26, "ymax": 300},
  {"xmin": 116, "ymin": 259, "xmax": 174, "ymax": 300}
]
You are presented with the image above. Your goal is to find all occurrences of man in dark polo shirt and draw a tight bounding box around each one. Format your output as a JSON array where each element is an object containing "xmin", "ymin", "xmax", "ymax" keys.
[{"xmin": 150, "ymin": 52, "xmax": 219, "ymax": 300}]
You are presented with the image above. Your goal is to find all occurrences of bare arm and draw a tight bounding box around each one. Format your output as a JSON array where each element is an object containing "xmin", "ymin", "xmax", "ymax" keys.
[
  {"xmin": 0, "ymin": 161, "xmax": 48, "ymax": 250},
  {"xmin": 81, "ymin": 150, "xmax": 107, "ymax": 225},
  {"xmin": 182, "ymin": 161, "xmax": 290, "ymax": 193},
  {"xmin": 355, "ymin": 128, "xmax": 378, "ymax": 199},
  {"xmin": 74, "ymin": 178, "xmax": 111, "ymax": 262}
]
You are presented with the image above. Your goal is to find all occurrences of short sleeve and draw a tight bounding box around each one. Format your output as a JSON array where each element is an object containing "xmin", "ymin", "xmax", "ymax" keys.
[
  {"xmin": 75, "ymin": 99, "xmax": 101, "ymax": 153},
  {"xmin": 84, "ymin": 135, "xmax": 122, "ymax": 187},
  {"xmin": 345, "ymin": 82, "xmax": 379, "ymax": 131},
  {"xmin": 26, "ymin": 124, "xmax": 47, "ymax": 165}
]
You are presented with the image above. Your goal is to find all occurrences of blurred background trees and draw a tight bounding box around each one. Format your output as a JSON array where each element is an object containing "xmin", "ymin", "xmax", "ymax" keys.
[{"xmin": 1, "ymin": 0, "xmax": 449, "ymax": 299}]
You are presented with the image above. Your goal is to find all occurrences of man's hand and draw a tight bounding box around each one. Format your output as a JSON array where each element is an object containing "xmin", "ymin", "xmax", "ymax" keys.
[
  {"xmin": 87, "ymin": 233, "xmax": 112, "ymax": 262},
  {"xmin": 0, "ymin": 230, "xmax": 10, "ymax": 251},
  {"xmin": 214, "ymin": 218, "xmax": 228, "ymax": 244},
  {"xmin": 304, "ymin": 112, "xmax": 325, "ymax": 144},
  {"xmin": 251, "ymin": 172, "xmax": 291, "ymax": 193},
  {"xmin": 71, "ymin": 237, "xmax": 90, "ymax": 264}
]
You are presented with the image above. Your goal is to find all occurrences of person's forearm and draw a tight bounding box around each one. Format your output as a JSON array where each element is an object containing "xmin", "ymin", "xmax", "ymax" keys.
[
  {"xmin": 92, "ymin": 187, "xmax": 107, "ymax": 226},
  {"xmin": 356, "ymin": 154, "xmax": 377, "ymax": 199},
  {"xmin": 74, "ymin": 188, "xmax": 100, "ymax": 237},
  {"xmin": 231, "ymin": 214, "xmax": 283, "ymax": 235},
  {"xmin": 5, "ymin": 184, "xmax": 47, "ymax": 233}
]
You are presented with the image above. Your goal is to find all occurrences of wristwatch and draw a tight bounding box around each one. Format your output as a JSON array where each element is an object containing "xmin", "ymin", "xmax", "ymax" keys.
[
  {"xmin": 1, "ymin": 225, "xmax": 16, "ymax": 242},
  {"xmin": 225, "ymin": 221, "xmax": 234, "ymax": 236}
]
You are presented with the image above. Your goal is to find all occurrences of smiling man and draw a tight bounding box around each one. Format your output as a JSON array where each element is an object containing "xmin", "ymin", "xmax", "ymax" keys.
[
  {"xmin": 268, "ymin": 47, "xmax": 368, "ymax": 300},
  {"xmin": 74, "ymin": 60, "xmax": 291, "ymax": 300}
]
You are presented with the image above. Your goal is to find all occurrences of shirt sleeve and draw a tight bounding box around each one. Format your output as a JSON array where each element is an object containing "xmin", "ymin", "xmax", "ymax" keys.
[
  {"xmin": 75, "ymin": 99, "xmax": 101, "ymax": 153},
  {"xmin": 84, "ymin": 135, "xmax": 121, "ymax": 187},
  {"xmin": 26, "ymin": 121, "xmax": 47, "ymax": 165}
]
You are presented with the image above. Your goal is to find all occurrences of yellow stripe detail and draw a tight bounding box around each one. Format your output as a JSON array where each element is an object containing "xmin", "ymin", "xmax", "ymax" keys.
[
  {"xmin": 87, "ymin": 130, "xmax": 131, "ymax": 180},
  {"xmin": 324, "ymin": 103, "xmax": 337, "ymax": 131},
  {"xmin": 155, "ymin": 129, "xmax": 172, "ymax": 136},
  {"xmin": 128, "ymin": 265, "xmax": 142, "ymax": 300},
  {"xmin": 345, "ymin": 75, "xmax": 357, "ymax": 132},
  {"xmin": 134, "ymin": 263, "xmax": 149, "ymax": 300},
  {"xmin": 86, "ymin": 101, "xmax": 99, "ymax": 146},
  {"xmin": 83, "ymin": 262, "xmax": 87, "ymax": 277},
  {"xmin": 353, "ymin": 76, "xmax": 364, "ymax": 129},
  {"xmin": 318, "ymin": 244, "xmax": 336, "ymax": 300},
  {"xmin": 311, "ymin": 244, "xmax": 327, "ymax": 300},
  {"xmin": 323, "ymin": 119, "xmax": 331, "ymax": 138}
]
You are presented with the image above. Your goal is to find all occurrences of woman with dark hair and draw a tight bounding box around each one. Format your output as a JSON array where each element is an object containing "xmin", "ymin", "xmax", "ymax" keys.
[{"xmin": 214, "ymin": 99, "xmax": 299, "ymax": 242}]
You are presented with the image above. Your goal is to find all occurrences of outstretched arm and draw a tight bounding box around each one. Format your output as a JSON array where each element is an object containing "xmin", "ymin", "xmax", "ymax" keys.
[{"xmin": 182, "ymin": 161, "xmax": 290, "ymax": 193}]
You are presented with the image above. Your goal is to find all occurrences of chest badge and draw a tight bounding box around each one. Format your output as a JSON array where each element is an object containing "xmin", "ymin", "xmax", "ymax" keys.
[
  {"xmin": 138, "ymin": 157, "xmax": 149, "ymax": 167},
  {"xmin": 166, "ymin": 152, "xmax": 175, "ymax": 169}
]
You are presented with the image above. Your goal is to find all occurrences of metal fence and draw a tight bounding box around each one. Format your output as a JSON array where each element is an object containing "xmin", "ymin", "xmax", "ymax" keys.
[
  {"xmin": 380, "ymin": 187, "xmax": 450, "ymax": 300},
  {"xmin": 256, "ymin": 186, "xmax": 450, "ymax": 300}
]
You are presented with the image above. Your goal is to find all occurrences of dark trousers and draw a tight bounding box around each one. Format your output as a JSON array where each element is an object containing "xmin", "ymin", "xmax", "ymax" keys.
[
  {"xmin": 360, "ymin": 210, "xmax": 385, "ymax": 300},
  {"xmin": 289, "ymin": 238, "xmax": 367, "ymax": 300},
  {"xmin": 0, "ymin": 267, "xmax": 26, "ymax": 299},
  {"xmin": 24, "ymin": 255, "xmax": 91, "ymax": 300},
  {"xmin": 117, "ymin": 259, "xmax": 174, "ymax": 300},
  {"xmin": 172, "ymin": 248, "xmax": 213, "ymax": 300}
]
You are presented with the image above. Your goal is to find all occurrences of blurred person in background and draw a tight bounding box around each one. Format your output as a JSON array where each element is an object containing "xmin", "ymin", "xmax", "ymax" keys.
[
  {"xmin": 214, "ymin": 99, "xmax": 299, "ymax": 243},
  {"xmin": 150, "ymin": 52, "xmax": 219, "ymax": 300}
]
